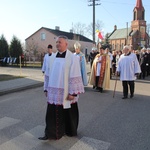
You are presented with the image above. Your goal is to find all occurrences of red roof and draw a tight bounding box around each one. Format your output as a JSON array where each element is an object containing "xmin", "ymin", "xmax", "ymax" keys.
[{"xmin": 135, "ymin": 0, "xmax": 143, "ymax": 10}]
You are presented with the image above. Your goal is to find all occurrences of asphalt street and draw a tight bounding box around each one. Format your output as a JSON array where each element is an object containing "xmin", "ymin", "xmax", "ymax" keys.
[{"xmin": 0, "ymin": 66, "xmax": 150, "ymax": 150}]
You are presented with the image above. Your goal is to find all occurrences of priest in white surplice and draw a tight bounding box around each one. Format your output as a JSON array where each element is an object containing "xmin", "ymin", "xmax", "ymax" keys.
[
  {"xmin": 41, "ymin": 44, "xmax": 55, "ymax": 93},
  {"xmin": 39, "ymin": 35, "xmax": 84, "ymax": 140},
  {"xmin": 42, "ymin": 44, "xmax": 53, "ymax": 75},
  {"xmin": 116, "ymin": 45, "xmax": 141, "ymax": 99}
]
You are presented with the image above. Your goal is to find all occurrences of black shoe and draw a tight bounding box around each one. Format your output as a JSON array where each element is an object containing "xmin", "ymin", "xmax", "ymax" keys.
[
  {"xmin": 130, "ymin": 94, "xmax": 134, "ymax": 98},
  {"xmin": 38, "ymin": 135, "xmax": 48, "ymax": 140},
  {"xmin": 122, "ymin": 96, "xmax": 127, "ymax": 99},
  {"xmin": 99, "ymin": 87, "xmax": 103, "ymax": 93},
  {"xmin": 95, "ymin": 87, "xmax": 99, "ymax": 90},
  {"xmin": 93, "ymin": 86, "xmax": 95, "ymax": 89},
  {"xmin": 66, "ymin": 133, "xmax": 77, "ymax": 137}
]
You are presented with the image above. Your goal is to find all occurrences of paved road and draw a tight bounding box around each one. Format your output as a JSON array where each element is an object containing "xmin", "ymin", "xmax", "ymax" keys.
[
  {"xmin": 0, "ymin": 66, "xmax": 150, "ymax": 150},
  {"xmin": 0, "ymin": 64, "xmax": 91, "ymax": 95},
  {"xmin": 0, "ymin": 67, "xmax": 44, "ymax": 95}
]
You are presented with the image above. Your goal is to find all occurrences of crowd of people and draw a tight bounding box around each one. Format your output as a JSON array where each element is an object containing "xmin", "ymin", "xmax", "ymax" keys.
[
  {"xmin": 40, "ymin": 36, "xmax": 149, "ymax": 141},
  {"xmin": 88, "ymin": 43, "xmax": 150, "ymax": 99},
  {"xmin": 111, "ymin": 47, "xmax": 150, "ymax": 79}
]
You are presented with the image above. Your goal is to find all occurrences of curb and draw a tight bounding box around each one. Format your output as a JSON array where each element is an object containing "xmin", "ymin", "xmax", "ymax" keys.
[
  {"xmin": 0, "ymin": 82, "xmax": 43, "ymax": 96},
  {"xmin": 0, "ymin": 71, "xmax": 91, "ymax": 96}
]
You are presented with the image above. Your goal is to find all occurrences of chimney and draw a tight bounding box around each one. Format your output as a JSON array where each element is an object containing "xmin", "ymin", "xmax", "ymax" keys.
[
  {"xmin": 55, "ymin": 26, "xmax": 60, "ymax": 30},
  {"xmin": 70, "ymin": 29, "xmax": 73, "ymax": 33},
  {"xmin": 114, "ymin": 25, "xmax": 117, "ymax": 30}
]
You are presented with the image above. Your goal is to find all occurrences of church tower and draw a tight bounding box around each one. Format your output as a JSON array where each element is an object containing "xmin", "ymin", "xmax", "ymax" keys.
[
  {"xmin": 108, "ymin": 0, "xmax": 149, "ymax": 50},
  {"xmin": 131, "ymin": 0, "xmax": 147, "ymax": 46}
]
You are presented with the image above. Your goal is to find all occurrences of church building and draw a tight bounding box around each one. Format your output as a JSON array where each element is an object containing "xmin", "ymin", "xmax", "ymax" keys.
[{"xmin": 108, "ymin": 0, "xmax": 149, "ymax": 50}]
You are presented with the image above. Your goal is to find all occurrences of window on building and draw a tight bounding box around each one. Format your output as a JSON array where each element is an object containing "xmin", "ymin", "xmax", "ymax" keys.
[
  {"xmin": 41, "ymin": 33, "xmax": 46, "ymax": 40},
  {"xmin": 134, "ymin": 12, "xmax": 136, "ymax": 20},
  {"xmin": 116, "ymin": 44, "xmax": 119, "ymax": 50},
  {"xmin": 142, "ymin": 11, "xmax": 145, "ymax": 20},
  {"xmin": 112, "ymin": 44, "xmax": 114, "ymax": 50}
]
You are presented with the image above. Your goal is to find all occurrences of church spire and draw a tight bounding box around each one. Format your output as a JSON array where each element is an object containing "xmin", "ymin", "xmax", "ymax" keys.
[
  {"xmin": 131, "ymin": 0, "xmax": 147, "ymax": 48},
  {"xmin": 133, "ymin": 0, "xmax": 145, "ymax": 20},
  {"xmin": 135, "ymin": 0, "xmax": 143, "ymax": 10}
]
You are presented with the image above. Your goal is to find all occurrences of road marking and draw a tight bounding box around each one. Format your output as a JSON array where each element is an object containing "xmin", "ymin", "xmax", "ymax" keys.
[
  {"xmin": 0, "ymin": 117, "xmax": 21, "ymax": 130},
  {"xmin": 0, "ymin": 125, "xmax": 44, "ymax": 150},
  {"xmin": 69, "ymin": 136, "xmax": 110, "ymax": 150},
  {"xmin": 0, "ymin": 124, "xmax": 110, "ymax": 150}
]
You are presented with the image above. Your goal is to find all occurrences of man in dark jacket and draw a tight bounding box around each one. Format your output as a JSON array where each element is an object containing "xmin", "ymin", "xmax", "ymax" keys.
[
  {"xmin": 139, "ymin": 48, "xmax": 148, "ymax": 79},
  {"xmin": 146, "ymin": 48, "xmax": 150, "ymax": 76}
]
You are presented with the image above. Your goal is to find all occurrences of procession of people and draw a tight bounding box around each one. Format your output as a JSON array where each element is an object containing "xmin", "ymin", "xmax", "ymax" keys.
[{"xmin": 40, "ymin": 35, "xmax": 149, "ymax": 141}]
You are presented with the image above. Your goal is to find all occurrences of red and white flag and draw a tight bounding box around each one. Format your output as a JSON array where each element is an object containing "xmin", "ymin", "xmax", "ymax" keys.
[{"xmin": 96, "ymin": 29, "xmax": 104, "ymax": 40}]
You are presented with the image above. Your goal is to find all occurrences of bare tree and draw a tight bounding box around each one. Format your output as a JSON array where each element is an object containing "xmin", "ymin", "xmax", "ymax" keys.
[
  {"xmin": 95, "ymin": 20, "xmax": 104, "ymax": 31},
  {"xmin": 86, "ymin": 20, "xmax": 104, "ymax": 40},
  {"xmin": 72, "ymin": 20, "xmax": 104, "ymax": 43},
  {"xmin": 72, "ymin": 22, "xmax": 86, "ymax": 35},
  {"xmin": 25, "ymin": 40, "xmax": 39, "ymax": 62},
  {"xmin": 86, "ymin": 23, "xmax": 93, "ymax": 37}
]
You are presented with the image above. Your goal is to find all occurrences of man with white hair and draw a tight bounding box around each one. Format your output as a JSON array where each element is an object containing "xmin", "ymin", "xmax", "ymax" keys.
[
  {"xmin": 74, "ymin": 41, "xmax": 88, "ymax": 86},
  {"xmin": 116, "ymin": 45, "xmax": 141, "ymax": 99}
]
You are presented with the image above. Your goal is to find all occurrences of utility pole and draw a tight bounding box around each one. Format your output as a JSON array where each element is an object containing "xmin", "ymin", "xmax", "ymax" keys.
[
  {"xmin": 126, "ymin": 22, "xmax": 128, "ymax": 45},
  {"xmin": 88, "ymin": 0, "xmax": 101, "ymax": 43},
  {"xmin": 126, "ymin": 22, "xmax": 129, "ymax": 45}
]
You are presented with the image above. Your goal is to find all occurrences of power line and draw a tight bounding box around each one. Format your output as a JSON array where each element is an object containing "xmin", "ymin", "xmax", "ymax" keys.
[
  {"xmin": 101, "ymin": 4, "xmax": 126, "ymax": 25},
  {"xmin": 101, "ymin": 1, "xmax": 134, "ymax": 5},
  {"xmin": 101, "ymin": 0, "xmax": 150, "ymax": 6},
  {"xmin": 100, "ymin": 0, "xmax": 150, "ymax": 28}
]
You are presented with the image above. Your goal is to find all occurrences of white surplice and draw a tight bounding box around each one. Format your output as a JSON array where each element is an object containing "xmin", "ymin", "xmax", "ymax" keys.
[
  {"xmin": 116, "ymin": 53, "xmax": 141, "ymax": 81},
  {"xmin": 44, "ymin": 50, "xmax": 84, "ymax": 109},
  {"xmin": 42, "ymin": 53, "xmax": 55, "ymax": 76}
]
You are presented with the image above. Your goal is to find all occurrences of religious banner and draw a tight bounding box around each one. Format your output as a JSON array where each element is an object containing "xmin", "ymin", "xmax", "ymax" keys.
[{"xmin": 96, "ymin": 29, "xmax": 104, "ymax": 40}]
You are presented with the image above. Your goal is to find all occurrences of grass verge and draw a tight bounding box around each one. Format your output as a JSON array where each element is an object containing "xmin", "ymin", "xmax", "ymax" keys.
[{"xmin": 0, "ymin": 74, "xmax": 25, "ymax": 81}]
